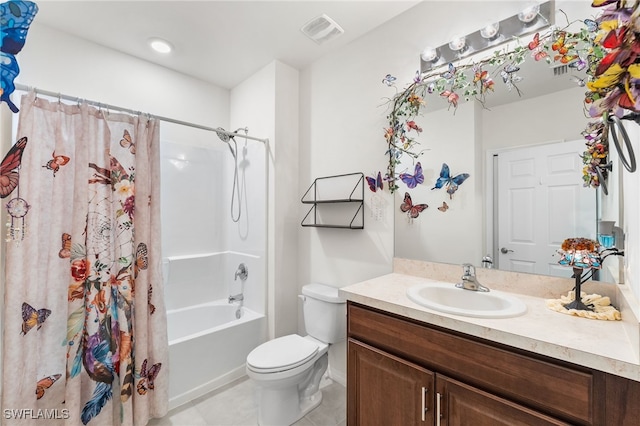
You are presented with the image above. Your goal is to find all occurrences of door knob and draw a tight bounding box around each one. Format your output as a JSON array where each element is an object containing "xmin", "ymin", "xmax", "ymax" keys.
[{"xmin": 500, "ymin": 247, "xmax": 514, "ymax": 254}]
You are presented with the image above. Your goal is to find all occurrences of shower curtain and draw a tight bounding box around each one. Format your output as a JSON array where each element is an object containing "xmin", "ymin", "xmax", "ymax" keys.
[{"xmin": 1, "ymin": 91, "xmax": 168, "ymax": 425}]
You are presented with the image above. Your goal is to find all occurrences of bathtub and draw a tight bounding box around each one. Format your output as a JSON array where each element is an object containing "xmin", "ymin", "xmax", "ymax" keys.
[
  {"xmin": 164, "ymin": 251, "xmax": 267, "ymax": 409},
  {"xmin": 167, "ymin": 301, "xmax": 265, "ymax": 409}
]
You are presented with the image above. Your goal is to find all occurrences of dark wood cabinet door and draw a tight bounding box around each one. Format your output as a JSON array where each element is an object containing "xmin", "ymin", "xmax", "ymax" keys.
[
  {"xmin": 348, "ymin": 339, "xmax": 435, "ymax": 426},
  {"xmin": 436, "ymin": 375, "xmax": 571, "ymax": 426}
]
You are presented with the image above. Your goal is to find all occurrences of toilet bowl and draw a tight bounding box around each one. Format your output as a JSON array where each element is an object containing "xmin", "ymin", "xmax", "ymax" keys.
[{"xmin": 246, "ymin": 283, "xmax": 346, "ymax": 426}]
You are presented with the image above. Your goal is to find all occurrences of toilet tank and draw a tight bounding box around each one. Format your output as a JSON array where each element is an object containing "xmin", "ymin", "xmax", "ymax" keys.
[{"xmin": 301, "ymin": 283, "xmax": 346, "ymax": 344}]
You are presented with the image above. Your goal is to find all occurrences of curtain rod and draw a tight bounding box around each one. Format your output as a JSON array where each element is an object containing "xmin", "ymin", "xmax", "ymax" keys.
[{"xmin": 14, "ymin": 84, "xmax": 269, "ymax": 144}]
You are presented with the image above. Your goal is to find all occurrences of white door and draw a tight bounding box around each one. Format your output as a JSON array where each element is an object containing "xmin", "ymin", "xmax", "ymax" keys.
[{"xmin": 497, "ymin": 140, "xmax": 596, "ymax": 277}]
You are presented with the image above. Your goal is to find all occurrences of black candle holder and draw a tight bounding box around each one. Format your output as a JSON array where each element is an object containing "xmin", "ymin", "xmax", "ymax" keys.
[{"xmin": 562, "ymin": 267, "xmax": 593, "ymax": 311}]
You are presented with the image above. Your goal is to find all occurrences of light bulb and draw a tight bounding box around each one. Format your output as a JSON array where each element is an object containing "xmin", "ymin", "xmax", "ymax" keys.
[
  {"xmin": 421, "ymin": 47, "xmax": 438, "ymax": 62},
  {"xmin": 448, "ymin": 36, "xmax": 466, "ymax": 52},
  {"xmin": 148, "ymin": 37, "xmax": 173, "ymax": 54},
  {"xmin": 518, "ymin": 4, "xmax": 540, "ymax": 23},
  {"xmin": 480, "ymin": 23, "xmax": 500, "ymax": 39}
]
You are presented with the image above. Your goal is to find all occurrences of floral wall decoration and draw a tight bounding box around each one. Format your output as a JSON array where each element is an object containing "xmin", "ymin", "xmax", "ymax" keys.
[{"xmin": 382, "ymin": 0, "xmax": 639, "ymax": 194}]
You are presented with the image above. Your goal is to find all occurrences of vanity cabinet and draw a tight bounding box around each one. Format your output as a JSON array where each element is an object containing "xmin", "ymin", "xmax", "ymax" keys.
[{"xmin": 347, "ymin": 302, "xmax": 640, "ymax": 426}]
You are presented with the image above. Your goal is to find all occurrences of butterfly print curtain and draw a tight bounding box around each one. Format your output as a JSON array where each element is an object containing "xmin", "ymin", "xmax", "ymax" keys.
[{"xmin": 2, "ymin": 91, "xmax": 168, "ymax": 425}]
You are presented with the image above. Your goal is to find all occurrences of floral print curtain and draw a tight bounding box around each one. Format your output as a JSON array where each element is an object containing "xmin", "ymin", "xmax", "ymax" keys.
[{"xmin": 2, "ymin": 91, "xmax": 168, "ymax": 425}]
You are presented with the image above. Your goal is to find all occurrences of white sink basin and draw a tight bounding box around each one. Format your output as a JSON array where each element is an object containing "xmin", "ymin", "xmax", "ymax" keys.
[{"xmin": 406, "ymin": 282, "xmax": 527, "ymax": 319}]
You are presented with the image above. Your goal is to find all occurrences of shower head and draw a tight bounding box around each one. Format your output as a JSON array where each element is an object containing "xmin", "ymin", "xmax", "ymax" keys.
[
  {"xmin": 215, "ymin": 127, "xmax": 232, "ymax": 143},
  {"xmin": 215, "ymin": 127, "xmax": 237, "ymax": 158}
]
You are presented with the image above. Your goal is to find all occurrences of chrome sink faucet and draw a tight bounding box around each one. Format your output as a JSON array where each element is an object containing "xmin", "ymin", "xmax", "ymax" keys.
[{"xmin": 456, "ymin": 263, "xmax": 490, "ymax": 292}]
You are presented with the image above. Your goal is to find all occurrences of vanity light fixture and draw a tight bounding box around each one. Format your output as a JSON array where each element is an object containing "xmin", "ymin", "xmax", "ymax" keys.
[
  {"xmin": 420, "ymin": 1, "xmax": 552, "ymax": 73},
  {"xmin": 148, "ymin": 37, "xmax": 173, "ymax": 54}
]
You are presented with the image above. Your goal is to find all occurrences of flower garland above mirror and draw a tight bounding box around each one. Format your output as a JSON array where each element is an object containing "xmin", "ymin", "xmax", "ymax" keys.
[{"xmin": 382, "ymin": 1, "xmax": 638, "ymax": 194}]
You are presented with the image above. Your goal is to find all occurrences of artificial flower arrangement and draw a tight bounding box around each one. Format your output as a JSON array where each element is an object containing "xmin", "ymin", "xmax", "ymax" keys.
[{"xmin": 383, "ymin": 0, "xmax": 636, "ymax": 194}]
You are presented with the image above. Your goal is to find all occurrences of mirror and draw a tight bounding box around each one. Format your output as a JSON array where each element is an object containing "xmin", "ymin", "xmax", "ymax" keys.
[{"xmin": 393, "ymin": 2, "xmax": 621, "ymax": 283}]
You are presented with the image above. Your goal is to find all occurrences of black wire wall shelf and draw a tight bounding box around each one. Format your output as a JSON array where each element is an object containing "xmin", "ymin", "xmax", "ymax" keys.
[{"xmin": 301, "ymin": 172, "xmax": 364, "ymax": 229}]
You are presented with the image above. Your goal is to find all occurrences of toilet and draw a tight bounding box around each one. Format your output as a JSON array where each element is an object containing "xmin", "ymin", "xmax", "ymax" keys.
[{"xmin": 246, "ymin": 283, "xmax": 346, "ymax": 426}]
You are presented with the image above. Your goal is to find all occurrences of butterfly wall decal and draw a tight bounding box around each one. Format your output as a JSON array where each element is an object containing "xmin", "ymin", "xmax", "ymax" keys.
[
  {"xmin": 441, "ymin": 63, "xmax": 456, "ymax": 80},
  {"xmin": 136, "ymin": 358, "xmax": 162, "ymax": 395},
  {"xmin": 0, "ymin": 1, "xmax": 38, "ymax": 113},
  {"xmin": 20, "ymin": 302, "xmax": 51, "ymax": 335},
  {"xmin": 568, "ymin": 57, "xmax": 587, "ymax": 72},
  {"xmin": 36, "ymin": 374, "xmax": 61, "ymax": 399},
  {"xmin": 437, "ymin": 201, "xmax": 449, "ymax": 212},
  {"xmin": 120, "ymin": 129, "xmax": 135, "ymax": 154},
  {"xmin": 431, "ymin": 163, "xmax": 470, "ymax": 199},
  {"xmin": 400, "ymin": 192, "xmax": 428, "ymax": 219},
  {"xmin": 583, "ymin": 18, "xmax": 598, "ymax": 32},
  {"xmin": 0, "ymin": 136, "xmax": 27, "ymax": 198},
  {"xmin": 382, "ymin": 74, "xmax": 396, "ymax": 86},
  {"xmin": 399, "ymin": 162, "xmax": 424, "ymax": 189},
  {"xmin": 58, "ymin": 232, "xmax": 71, "ymax": 258},
  {"xmin": 440, "ymin": 90, "xmax": 459, "ymax": 108},
  {"xmin": 528, "ymin": 32, "xmax": 541, "ymax": 50},
  {"xmin": 366, "ymin": 171, "xmax": 383, "ymax": 192},
  {"xmin": 500, "ymin": 65, "xmax": 523, "ymax": 94},
  {"xmin": 43, "ymin": 152, "xmax": 70, "ymax": 176}
]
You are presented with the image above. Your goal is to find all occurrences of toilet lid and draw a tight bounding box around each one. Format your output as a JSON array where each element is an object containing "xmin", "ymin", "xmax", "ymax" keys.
[{"xmin": 247, "ymin": 335, "xmax": 319, "ymax": 373}]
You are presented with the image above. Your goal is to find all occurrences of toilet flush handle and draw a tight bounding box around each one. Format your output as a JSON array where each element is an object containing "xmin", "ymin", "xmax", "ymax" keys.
[{"xmin": 298, "ymin": 295, "xmax": 306, "ymax": 302}]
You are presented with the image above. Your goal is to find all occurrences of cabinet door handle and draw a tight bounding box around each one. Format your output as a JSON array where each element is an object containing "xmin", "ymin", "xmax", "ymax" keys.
[
  {"xmin": 421, "ymin": 386, "xmax": 428, "ymax": 421},
  {"xmin": 436, "ymin": 392, "xmax": 442, "ymax": 426}
]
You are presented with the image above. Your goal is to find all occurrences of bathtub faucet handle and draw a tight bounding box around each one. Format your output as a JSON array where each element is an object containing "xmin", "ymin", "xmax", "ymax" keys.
[{"xmin": 235, "ymin": 263, "xmax": 248, "ymax": 281}]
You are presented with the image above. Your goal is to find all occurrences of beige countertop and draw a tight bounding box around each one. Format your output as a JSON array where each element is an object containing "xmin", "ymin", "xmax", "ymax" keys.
[{"xmin": 340, "ymin": 270, "xmax": 640, "ymax": 381}]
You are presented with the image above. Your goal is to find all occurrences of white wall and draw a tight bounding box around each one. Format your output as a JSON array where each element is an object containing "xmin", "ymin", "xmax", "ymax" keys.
[
  {"xmin": 17, "ymin": 24, "xmax": 229, "ymax": 131},
  {"xmin": 230, "ymin": 60, "xmax": 300, "ymax": 339}
]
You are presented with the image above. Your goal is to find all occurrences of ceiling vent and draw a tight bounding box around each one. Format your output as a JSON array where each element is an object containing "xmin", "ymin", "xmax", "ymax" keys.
[
  {"xmin": 301, "ymin": 14, "xmax": 344, "ymax": 45},
  {"xmin": 552, "ymin": 64, "xmax": 569, "ymax": 77}
]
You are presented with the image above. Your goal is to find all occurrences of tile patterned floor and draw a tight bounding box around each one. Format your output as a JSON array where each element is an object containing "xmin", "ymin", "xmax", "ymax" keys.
[{"xmin": 148, "ymin": 376, "xmax": 346, "ymax": 426}]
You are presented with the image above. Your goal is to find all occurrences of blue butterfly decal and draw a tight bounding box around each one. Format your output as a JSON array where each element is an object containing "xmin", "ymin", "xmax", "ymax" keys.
[
  {"xmin": 583, "ymin": 19, "xmax": 598, "ymax": 32},
  {"xmin": 382, "ymin": 74, "xmax": 396, "ymax": 86},
  {"xmin": 431, "ymin": 163, "xmax": 470, "ymax": 199},
  {"xmin": 366, "ymin": 171, "xmax": 383, "ymax": 192},
  {"xmin": 441, "ymin": 63, "xmax": 456, "ymax": 80},
  {"xmin": 0, "ymin": 1, "xmax": 38, "ymax": 113},
  {"xmin": 568, "ymin": 57, "xmax": 587, "ymax": 72},
  {"xmin": 399, "ymin": 162, "xmax": 424, "ymax": 189}
]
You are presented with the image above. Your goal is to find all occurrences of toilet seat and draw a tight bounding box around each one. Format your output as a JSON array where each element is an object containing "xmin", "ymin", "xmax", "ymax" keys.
[{"xmin": 246, "ymin": 334, "xmax": 319, "ymax": 374}]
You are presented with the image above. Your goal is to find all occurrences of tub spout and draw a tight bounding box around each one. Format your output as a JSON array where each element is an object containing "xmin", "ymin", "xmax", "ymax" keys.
[{"xmin": 228, "ymin": 293, "xmax": 244, "ymax": 304}]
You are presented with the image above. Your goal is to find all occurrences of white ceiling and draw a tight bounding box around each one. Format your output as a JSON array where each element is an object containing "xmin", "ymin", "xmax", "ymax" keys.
[{"xmin": 34, "ymin": 0, "xmax": 421, "ymax": 89}]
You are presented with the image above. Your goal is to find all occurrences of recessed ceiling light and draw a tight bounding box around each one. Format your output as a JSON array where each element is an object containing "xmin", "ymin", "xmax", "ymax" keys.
[{"xmin": 148, "ymin": 37, "xmax": 173, "ymax": 54}]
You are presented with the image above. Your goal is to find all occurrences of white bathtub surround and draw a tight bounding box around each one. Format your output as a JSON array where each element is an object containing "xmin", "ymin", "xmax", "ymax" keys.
[
  {"xmin": 339, "ymin": 258, "xmax": 640, "ymax": 382},
  {"xmin": 163, "ymin": 251, "xmax": 263, "ymax": 314}
]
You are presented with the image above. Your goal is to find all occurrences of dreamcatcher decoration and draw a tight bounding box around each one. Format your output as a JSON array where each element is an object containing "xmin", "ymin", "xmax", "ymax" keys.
[{"xmin": 2, "ymin": 136, "xmax": 29, "ymax": 242}]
